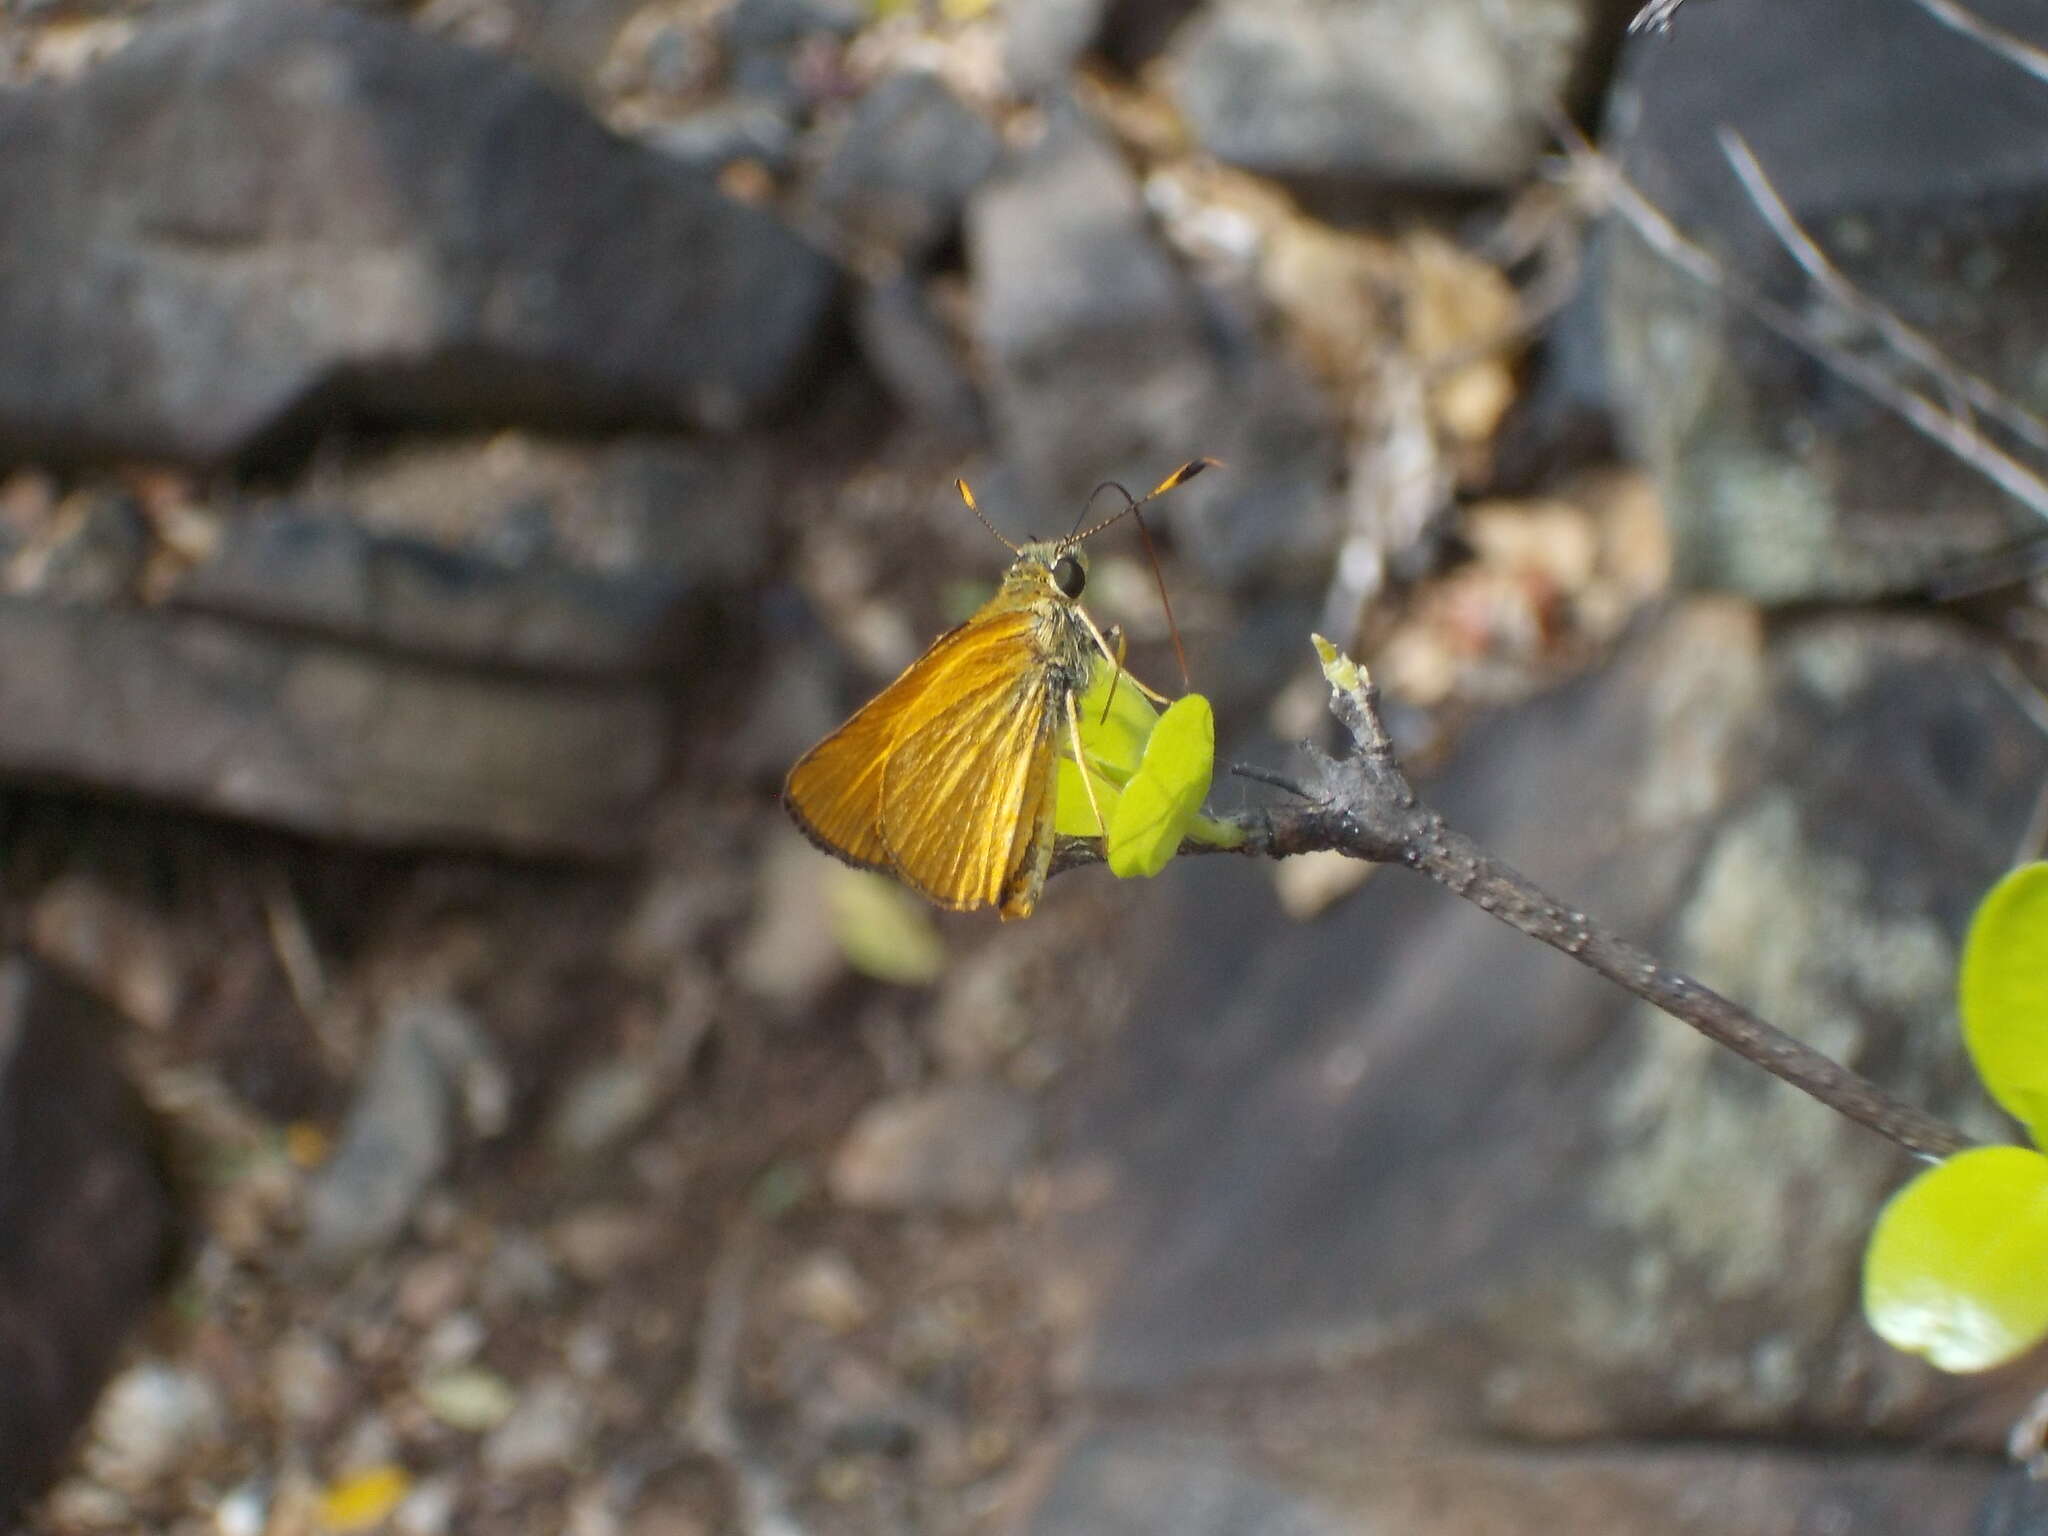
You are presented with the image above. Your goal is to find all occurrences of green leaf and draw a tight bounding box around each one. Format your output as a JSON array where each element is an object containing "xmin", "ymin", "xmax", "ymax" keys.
[
  {"xmin": 829, "ymin": 868, "xmax": 946, "ymax": 985},
  {"xmin": 1864, "ymin": 1144, "xmax": 2048, "ymax": 1372},
  {"xmin": 1054, "ymin": 671, "xmax": 1161, "ymax": 838},
  {"xmin": 1960, "ymin": 861, "xmax": 2048, "ymax": 1142},
  {"xmin": 1106, "ymin": 694, "xmax": 1215, "ymax": 879}
]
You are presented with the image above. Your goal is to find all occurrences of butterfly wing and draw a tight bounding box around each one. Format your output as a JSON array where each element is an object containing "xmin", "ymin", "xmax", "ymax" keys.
[
  {"xmin": 784, "ymin": 609, "xmax": 1053, "ymax": 906},
  {"xmin": 878, "ymin": 649, "xmax": 1058, "ymax": 913}
]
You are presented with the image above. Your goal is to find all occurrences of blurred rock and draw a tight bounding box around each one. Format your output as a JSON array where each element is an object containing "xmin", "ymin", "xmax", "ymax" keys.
[
  {"xmin": 646, "ymin": 101, "xmax": 799, "ymax": 176},
  {"xmin": 547, "ymin": 1058, "xmax": 661, "ymax": 1160},
  {"xmin": 0, "ymin": 600, "xmax": 665, "ymax": 856},
  {"xmin": 816, "ymin": 71, "xmax": 1000, "ymax": 267},
  {"xmin": 168, "ymin": 514, "xmax": 683, "ymax": 679},
  {"xmin": 971, "ymin": 113, "xmax": 1217, "ymax": 514},
  {"xmin": 82, "ymin": 1363, "xmax": 225, "ymax": 1495},
  {"xmin": 968, "ymin": 110, "xmax": 1338, "ymax": 578},
  {"xmin": 780, "ymin": 1250, "xmax": 874, "ymax": 1333},
  {"xmin": 303, "ymin": 431, "xmax": 777, "ymax": 592},
  {"xmin": 0, "ymin": 0, "xmax": 841, "ymax": 467},
  {"xmin": 0, "ymin": 960, "xmax": 175, "ymax": 1520},
  {"xmin": 721, "ymin": 0, "xmax": 861, "ymax": 105},
  {"xmin": 550, "ymin": 1205, "xmax": 658, "ymax": 1284},
  {"xmin": 305, "ymin": 999, "xmax": 499, "ymax": 1265},
  {"xmin": 1981, "ymin": 1471, "xmax": 2048, "ymax": 1536},
  {"xmin": 1028, "ymin": 1429, "xmax": 1349, "ymax": 1536},
  {"xmin": 1004, "ymin": 0, "xmax": 1107, "ymax": 95},
  {"xmin": 830, "ymin": 1083, "xmax": 1037, "ymax": 1213},
  {"xmin": 1058, "ymin": 601, "xmax": 2044, "ymax": 1448},
  {"xmin": 1034, "ymin": 1430, "xmax": 1989, "ymax": 1536},
  {"xmin": 482, "ymin": 1374, "xmax": 592, "ymax": 1474},
  {"xmin": 1602, "ymin": 0, "xmax": 2048, "ymax": 601},
  {"xmin": 853, "ymin": 276, "xmax": 984, "ymax": 439},
  {"xmin": 1170, "ymin": 0, "xmax": 1598, "ymax": 189},
  {"xmin": 28, "ymin": 873, "xmax": 187, "ymax": 1032}
]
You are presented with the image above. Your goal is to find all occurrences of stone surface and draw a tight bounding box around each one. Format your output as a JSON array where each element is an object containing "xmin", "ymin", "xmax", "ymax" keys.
[
  {"xmin": 304, "ymin": 999, "xmax": 499, "ymax": 1264},
  {"xmin": 1030, "ymin": 1429, "xmax": 1347, "ymax": 1536},
  {"xmin": 0, "ymin": 959, "xmax": 176, "ymax": 1520},
  {"xmin": 1029, "ymin": 1427, "xmax": 1997, "ymax": 1535},
  {"xmin": 815, "ymin": 70, "xmax": 1000, "ymax": 267},
  {"xmin": 1004, "ymin": 0, "xmax": 1108, "ymax": 94},
  {"xmin": 967, "ymin": 111, "xmax": 1339, "ymax": 580},
  {"xmin": 1055, "ymin": 602, "xmax": 2047, "ymax": 1448},
  {"xmin": 1170, "ymin": 0, "xmax": 1599, "ymax": 189},
  {"xmin": 81, "ymin": 1364, "xmax": 225, "ymax": 1495},
  {"xmin": 0, "ymin": 0, "xmax": 841, "ymax": 467},
  {"xmin": 852, "ymin": 275, "xmax": 984, "ymax": 439},
  {"xmin": 0, "ymin": 599, "xmax": 665, "ymax": 856},
  {"xmin": 830, "ymin": 1083, "xmax": 1038, "ymax": 1213},
  {"xmin": 1602, "ymin": 0, "xmax": 2048, "ymax": 601}
]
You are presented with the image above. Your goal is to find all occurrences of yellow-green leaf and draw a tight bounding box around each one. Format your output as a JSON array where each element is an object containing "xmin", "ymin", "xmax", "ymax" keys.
[
  {"xmin": 1055, "ymin": 670, "xmax": 1161, "ymax": 838},
  {"xmin": 1863, "ymin": 1144, "xmax": 2048, "ymax": 1372},
  {"xmin": 1960, "ymin": 862, "xmax": 2048, "ymax": 1142},
  {"xmin": 829, "ymin": 868, "xmax": 945, "ymax": 985},
  {"xmin": 1106, "ymin": 694, "xmax": 1214, "ymax": 879}
]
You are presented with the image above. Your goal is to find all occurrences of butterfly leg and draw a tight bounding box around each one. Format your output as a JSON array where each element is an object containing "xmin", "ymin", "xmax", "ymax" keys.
[
  {"xmin": 1077, "ymin": 608, "xmax": 1171, "ymax": 708},
  {"xmin": 1063, "ymin": 687, "xmax": 1111, "ymax": 840}
]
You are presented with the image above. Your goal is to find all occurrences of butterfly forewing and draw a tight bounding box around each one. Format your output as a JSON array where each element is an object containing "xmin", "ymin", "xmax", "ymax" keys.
[
  {"xmin": 784, "ymin": 607, "xmax": 1062, "ymax": 911},
  {"xmin": 880, "ymin": 660, "xmax": 1057, "ymax": 910}
]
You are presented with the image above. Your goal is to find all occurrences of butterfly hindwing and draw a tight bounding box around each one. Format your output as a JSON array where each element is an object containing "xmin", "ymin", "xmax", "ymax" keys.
[
  {"xmin": 879, "ymin": 659, "xmax": 1056, "ymax": 911},
  {"xmin": 784, "ymin": 608, "xmax": 1058, "ymax": 910}
]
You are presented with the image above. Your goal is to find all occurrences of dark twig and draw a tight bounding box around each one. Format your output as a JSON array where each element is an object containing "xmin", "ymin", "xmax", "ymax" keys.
[
  {"xmin": 1060, "ymin": 639, "xmax": 1978, "ymax": 1164},
  {"xmin": 1229, "ymin": 761, "xmax": 1314, "ymax": 797}
]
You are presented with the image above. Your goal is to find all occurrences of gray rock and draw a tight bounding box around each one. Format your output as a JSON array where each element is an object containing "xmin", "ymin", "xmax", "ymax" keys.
[
  {"xmin": 1031, "ymin": 1430, "xmax": 1346, "ymax": 1536},
  {"xmin": 0, "ymin": 960, "xmax": 176, "ymax": 1520},
  {"xmin": 481, "ymin": 1374, "xmax": 592, "ymax": 1474},
  {"xmin": 723, "ymin": 0, "xmax": 863, "ymax": 51},
  {"xmin": 1004, "ymin": 0, "xmax": 1108, "ymax": 95},
  {"xmin": 0, "ymin": 599, "xmax": 665, "ymax": 856},
  {"xmin": 853, "ymin": 276, "xmax": 984, "ymax": 439},
  {"xmin": 971, "ymin": 112, "xmax": 1215, "ymax": 514},
  {"xmin": 168, "ymin": 515, "xmax": 684, "ymax": 679},
  {"xmin": 816, "ymin": 71, "xmax": 1001, "ymax": 266},
  {"xmin": 1057, "ymin": 602, "xmax": 2045, "ymax": 1448},
  {"xmin": 967, "ymin": 111, "xmax": 1339, "ymax": 578},
  {"xmin": 1170, "ymin": 0, "xmax": 1598, "ymax": 189},
  {"xmin": 1033, "ymin": 1431, "xmax": 1989, "ymax": 1536},
  {"xmin": 1602, "ymin": 0, "xmax": 2048, "ymax": 601},
  {"xmin": 645, "ymin": 101, "xmax": 799, "ymax": 176},
  {"xmin": 304, "ymin": 999, "xmax": 499, "ymax": 1264},
  {"xmin": 830, "ymin": 1083, "xmax": 1037, "ymax": 1213},
  {"xmin": 82, "ymin": 1364, "xmax": 225, "ymax": 1494},
  {"xmin": 0, "ymin": 0, "xmax": 841, "ymax": 467}
]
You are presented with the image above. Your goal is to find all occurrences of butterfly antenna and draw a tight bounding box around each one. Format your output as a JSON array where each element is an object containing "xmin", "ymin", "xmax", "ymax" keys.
[
  {"xmin": 1065, "ymin": 457, "xmax": 1217, "ymax": 545},
  {"xmin": 1071, "ymin": 478, "xmax": 1131, "ymax": 539},
  {"xmin": 956, "ymin": 477, "xmax": 1021, "ymax": 555},
  {"xmin": 1130, "ymin": 500, "xmax": 1191, "ymax": 694}
]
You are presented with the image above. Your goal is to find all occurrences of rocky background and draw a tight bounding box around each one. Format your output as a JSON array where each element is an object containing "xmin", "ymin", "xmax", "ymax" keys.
[{"xmin": 3, "ymin": 0, "xmax": 2048, "ymax": 1532}]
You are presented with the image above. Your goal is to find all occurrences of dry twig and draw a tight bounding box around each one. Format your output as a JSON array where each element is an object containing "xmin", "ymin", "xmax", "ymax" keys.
[
  {"xmin": 1908, "ymin": 0, "xmax": 2048, "ymax": 85},
  {"xmin": 1558, "ymin": 123, "xmax": 2048, "ymax": 528},
  {"xmin": 1058, "ymin": 639, "xmax": 1977, "ymax": 1163}
]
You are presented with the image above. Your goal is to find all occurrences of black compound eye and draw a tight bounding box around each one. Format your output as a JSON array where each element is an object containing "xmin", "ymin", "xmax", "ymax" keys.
[{"xmin": 1052, "ymin": 554, "xmax": 1086, "ymax": 598}]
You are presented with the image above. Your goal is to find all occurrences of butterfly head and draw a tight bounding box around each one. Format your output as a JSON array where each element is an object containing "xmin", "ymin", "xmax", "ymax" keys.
[{"xmin": 1012, "ymin": 539, "xmax": 1089, "ymax": 604}]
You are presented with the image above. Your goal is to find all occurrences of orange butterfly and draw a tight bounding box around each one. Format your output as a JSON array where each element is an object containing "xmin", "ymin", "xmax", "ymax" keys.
[{"xmin": 784, "ymin": 461, "xmax": 1210, "ymax": 919}]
